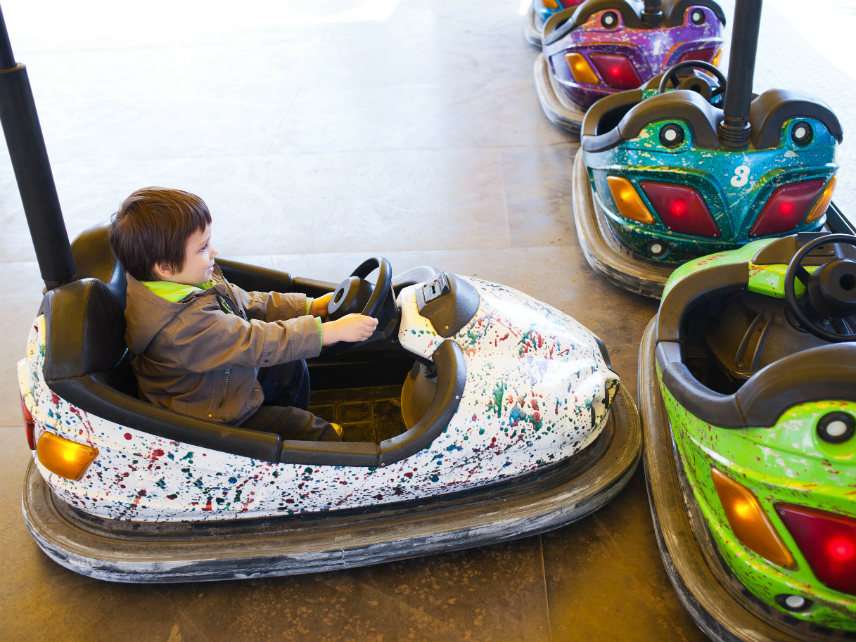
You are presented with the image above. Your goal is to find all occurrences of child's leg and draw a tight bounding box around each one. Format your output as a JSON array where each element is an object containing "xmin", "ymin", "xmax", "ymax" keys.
[
  {"xmin": 242, "ymin": 405, "xmax": 340, "ymax": 441},
  {"xmin": 246, "ymin": 360, "xmax": 341, "ymax": 441},
  {"xmin": 257, "ymin": 360, "xmax": 310, "ymax": 409}
]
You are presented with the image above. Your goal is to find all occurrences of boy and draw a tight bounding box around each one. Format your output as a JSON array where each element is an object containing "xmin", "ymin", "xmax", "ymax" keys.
[{"xmin": 109, "ymin": 187, "xmax": 377, "ymax": 441}]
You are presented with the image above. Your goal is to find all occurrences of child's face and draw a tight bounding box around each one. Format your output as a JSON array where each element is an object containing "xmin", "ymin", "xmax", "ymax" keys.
[{"xmin": 154, "ymin": 224, "xmax": 218, "ymax": 284}]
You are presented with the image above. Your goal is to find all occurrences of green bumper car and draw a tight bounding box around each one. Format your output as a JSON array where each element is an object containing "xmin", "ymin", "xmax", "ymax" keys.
[{"xmin": 639, "ymin": 232, "xmax": 856, "ymax": 640}]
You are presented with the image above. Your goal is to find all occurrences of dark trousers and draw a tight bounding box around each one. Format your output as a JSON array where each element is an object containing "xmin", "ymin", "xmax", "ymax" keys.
[{"xmin": 241, "ymin": 360, "xmax": 340, "ymax": 441}]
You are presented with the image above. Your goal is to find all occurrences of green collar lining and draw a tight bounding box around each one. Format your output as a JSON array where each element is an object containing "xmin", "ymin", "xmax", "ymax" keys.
[{"xmin": 142, "ymin": 279, "xmax": 215, "ymax": 303}]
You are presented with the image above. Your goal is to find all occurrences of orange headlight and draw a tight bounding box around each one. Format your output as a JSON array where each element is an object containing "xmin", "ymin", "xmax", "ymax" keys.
[
  {"xmin": 607, "ymin": 176, "xmax": 654, "ymax": 224},
  {"xmin": 711, "ymin": 48, "xmax": 722, "ymax": 69},
  {"xmin": 565, "ymin": 53, "xmax": 599, "ymax": 85},
  {"xmin": 805, "ymin": 176, "xmax": 836, "ymax": 223},
  {"xmin": 711, "ymin": 468, "xmax": 794, "ymax": 568},
  {"xmin": 543, "ymin": 0, "xmax": 560, "ymax": 9},
  {"xmin": 36, "ymin": 431, "xmax": 98, "ymax": 481}
]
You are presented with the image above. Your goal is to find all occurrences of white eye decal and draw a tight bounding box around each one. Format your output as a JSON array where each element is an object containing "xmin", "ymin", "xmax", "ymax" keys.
[
  {"xmin": 690, "ymin": 9, "xmax": 705, "ymax": 25},
  {"xmin": 601, "ymin": 11, "xmax": 618, "ymax": 28}
]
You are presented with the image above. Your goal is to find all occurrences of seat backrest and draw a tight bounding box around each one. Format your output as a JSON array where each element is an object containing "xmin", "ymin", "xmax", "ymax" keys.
[{"xmin": 43, "ymin": 278, "xmax": 127, "ymax": 382}]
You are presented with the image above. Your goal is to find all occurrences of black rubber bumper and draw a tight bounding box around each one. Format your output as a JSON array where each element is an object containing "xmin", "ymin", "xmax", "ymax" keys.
[
  {"xmin": 572, "ymin": 153, "xmax": 672, "ymax": 299},
  {"xmin": 533, "ymin": 54, "xmax": 585, "ymax": 136}
]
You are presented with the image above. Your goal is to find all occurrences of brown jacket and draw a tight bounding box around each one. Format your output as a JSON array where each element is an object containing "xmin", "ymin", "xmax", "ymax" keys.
[{"xmin": 124, "ymin": 267, "xmax": 323, "ymax": 424}]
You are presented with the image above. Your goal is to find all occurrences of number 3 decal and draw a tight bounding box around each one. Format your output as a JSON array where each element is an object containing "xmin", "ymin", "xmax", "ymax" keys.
[{"xmin": 730, "ymin": 164, "xmax": 750, "ymax": 188}]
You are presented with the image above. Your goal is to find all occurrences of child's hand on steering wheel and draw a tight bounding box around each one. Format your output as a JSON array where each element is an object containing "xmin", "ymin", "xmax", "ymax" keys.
[
  {"xmin": 322, "ymin": 314, "xmax": 378, "ymax": 345},
  {"xmin": 310, "ymin": 292, "xmax": 334, "ymax": 318}
]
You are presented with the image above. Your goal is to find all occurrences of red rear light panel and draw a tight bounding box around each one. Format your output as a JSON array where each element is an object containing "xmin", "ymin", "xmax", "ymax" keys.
[
  {"xmin": 589, "ymin": 53, "xmax": 641, "ymax": 90},
  {"xmin": 678, "ymin": 47, "xmax": 717, "ymax": 63},
  {"xmin": 750, "ymin": 179, "xmax": 826, "ymax": 236},
  {"xmin": 777, "ymin": 504, "xmax": 856, "ymax": 596},
  {"xmin": 20, "ymin": 396, "xmax": 35, "ymax": 450},
  {"xmin": 640, "ymin": 181, "xmax": 719, "ymax": 237}
]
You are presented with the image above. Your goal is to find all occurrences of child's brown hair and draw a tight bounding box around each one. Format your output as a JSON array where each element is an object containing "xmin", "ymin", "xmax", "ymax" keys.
[{"xmin": 109, "ymin": 187, "xmax": 212, "ymax": 281}]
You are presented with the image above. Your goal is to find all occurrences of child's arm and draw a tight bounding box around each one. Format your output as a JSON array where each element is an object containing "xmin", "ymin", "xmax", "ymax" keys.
[
  {"xmin": 230, "ymin": 282, "xmax": 316, "ymax": 322},
  {"xmin": 168, "ymin": 300, "xmax": 324, "ymax": 371},
  {"xmin": 165, "ymin": 302, "xmax": 377, "ymax": 372}
]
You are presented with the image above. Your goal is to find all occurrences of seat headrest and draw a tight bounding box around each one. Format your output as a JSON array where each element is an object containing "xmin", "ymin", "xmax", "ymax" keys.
[
  {"xmin": 749, "ymin": 89, "xmax": 843, "ymax": 149},
  {"xmin": 71, "ymin": 223, "xmax": 127, "ymax": 308}
]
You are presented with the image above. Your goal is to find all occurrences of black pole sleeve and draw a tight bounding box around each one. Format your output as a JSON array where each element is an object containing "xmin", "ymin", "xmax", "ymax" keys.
[
  {"xmin": 643, "ymin": 0, "xmax": 662, "ymax": 12},
  {"xmin": 642, "ymin": 0, "xmax": 663, "ymax": 25},
  {"xmin": 718, "ymin": 0, "xmax": 763, "ymax": 149},
  {"xmin": 0, "ymin": 6, "xmax": 15, "ymax": 69},
  {"xmin": 0, "ymin": 64, "xmax": 76, "ymax": 289}
]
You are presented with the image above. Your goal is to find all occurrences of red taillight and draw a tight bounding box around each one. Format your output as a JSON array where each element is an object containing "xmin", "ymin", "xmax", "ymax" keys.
[
  {"xmin": 677, "ymin": 47, "xmax": 717, "ymax": 63},
  {"xmin": 750, "ymin": 179, "xmax": 826, "ymax": 237},
  {"xmin": 21, "ymin": 396, "xmax": 35, "ymax": 450},
  {"xmin": 589, "ymin": 53, "xmax": 641, "ymax": 90},
  {"xmin": 777, "ymin": 504, "xmax": 856, "ymax": 596},
  {"xmin": 640, "ymin": 181, "xmax": 719, "ymax": 237}
]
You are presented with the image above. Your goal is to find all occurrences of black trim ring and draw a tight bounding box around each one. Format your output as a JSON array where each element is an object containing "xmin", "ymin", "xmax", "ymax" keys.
[
  {"xmin": 659, "ymin": 123, "xmax": 685, "ymax": 148},
  {"xmin": 817, "ymin": 411, "xmax": 855, "ymax": 444},
  {"xmin": 601, "ymin": 11, "xmax": 619, "ymax": 28},
  {"xmin": 791, "ymin": 121, "xmax": 813, "ymax": 147}
]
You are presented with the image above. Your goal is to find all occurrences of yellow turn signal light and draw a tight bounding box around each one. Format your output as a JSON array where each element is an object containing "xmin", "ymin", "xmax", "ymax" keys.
[
  {"xmin": 543, "ymin": 0, "xmax": 560, "ymax": 9},
  {"xmin": 711, "ymin": 468, "xmax": 795, "ymax": 569},
  {"xmin": 806, "ymin": 176, "xmax": 836, "ymax": 223},
  {"xmin": 607, "ymin": 176, "xmax": 654, "ymax": 224},
  {"xmin": 565, "ymin": 53, "xmax": 600, "ymax": 85},
  {"xmin": 36, "ymin": 431, "xmax": 98, "ymax": 481},
  {"xmin": 712, "ymin": 48, "xmax": 722, "ymax": 69}
]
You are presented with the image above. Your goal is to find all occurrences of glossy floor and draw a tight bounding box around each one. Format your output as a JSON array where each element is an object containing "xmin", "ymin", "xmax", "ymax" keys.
[{"xmin": 0, "ymin": 1, "xmax": 851, "ymax": 640}]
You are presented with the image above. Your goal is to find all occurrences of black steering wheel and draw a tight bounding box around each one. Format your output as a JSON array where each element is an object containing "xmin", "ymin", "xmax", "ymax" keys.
[
  {"xmin": 784, "ymin": 234, "xmax": 856, "ymax": 342},
  {"xmin": 326, "ymin": 257, "xmax": 393, "ymax": 321},
  {"xmin": 658, "ymin": 60, "xmax": 726, "ymax": 102}
]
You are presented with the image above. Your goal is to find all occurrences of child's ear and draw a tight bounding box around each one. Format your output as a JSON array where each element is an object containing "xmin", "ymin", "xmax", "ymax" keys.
[{"xmin": 152, "ymin": 262, "xmax": 175, "ymax": 280}]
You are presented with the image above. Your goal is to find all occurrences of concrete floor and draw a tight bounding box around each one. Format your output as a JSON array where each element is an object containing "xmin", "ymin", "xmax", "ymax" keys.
[{"xmin": 0, "ymin": 1, "xmax": 853, "ymax": 640}]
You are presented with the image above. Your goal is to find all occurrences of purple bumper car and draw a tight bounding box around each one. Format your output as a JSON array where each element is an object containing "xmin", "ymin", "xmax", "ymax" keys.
[{"xmin": 534, "ymin": 0, "xmax": 725, "ymax": 135}]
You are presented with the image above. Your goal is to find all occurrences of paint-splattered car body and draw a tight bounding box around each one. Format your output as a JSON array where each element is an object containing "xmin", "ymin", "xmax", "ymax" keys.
[
  {"xmin": 641, "ymin": 236, "xmax": 856, "ymax": 635},
  {"xmin": 20, "ymin": 276, "xmax": 619, "ymax": 522},
  {"xmin": 540, "ymin": 0, "xmax": 724, "ymax": 111},
  {"xmin": 18, "ymin": 244, "xmax": 642, "ymax": 581}
]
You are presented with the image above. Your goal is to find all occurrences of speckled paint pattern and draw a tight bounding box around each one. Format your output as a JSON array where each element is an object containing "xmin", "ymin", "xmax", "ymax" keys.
[
  {"xmin": 587, "ymin": 115, "xmax": 839, "ymax": 264},
  {"xmin": 19, "ymin": 275, "xmax": 618, "ymax": 523},
  {"xmin": 543, "ymin": 5, "xmax": 723, "ymax": 109}
]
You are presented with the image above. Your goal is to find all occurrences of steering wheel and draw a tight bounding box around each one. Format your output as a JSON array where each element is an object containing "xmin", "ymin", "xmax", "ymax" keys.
[
  {"xmin": 784, "ymin": 234, "xmax": 856, "ymax": 342},
  {"xmin": 326, "ymin": 257, "xmax": 393, "ymax": 321},
  {"xmin": 658, "ymin": 60, "xmax": 726, "ymax": 102}
]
